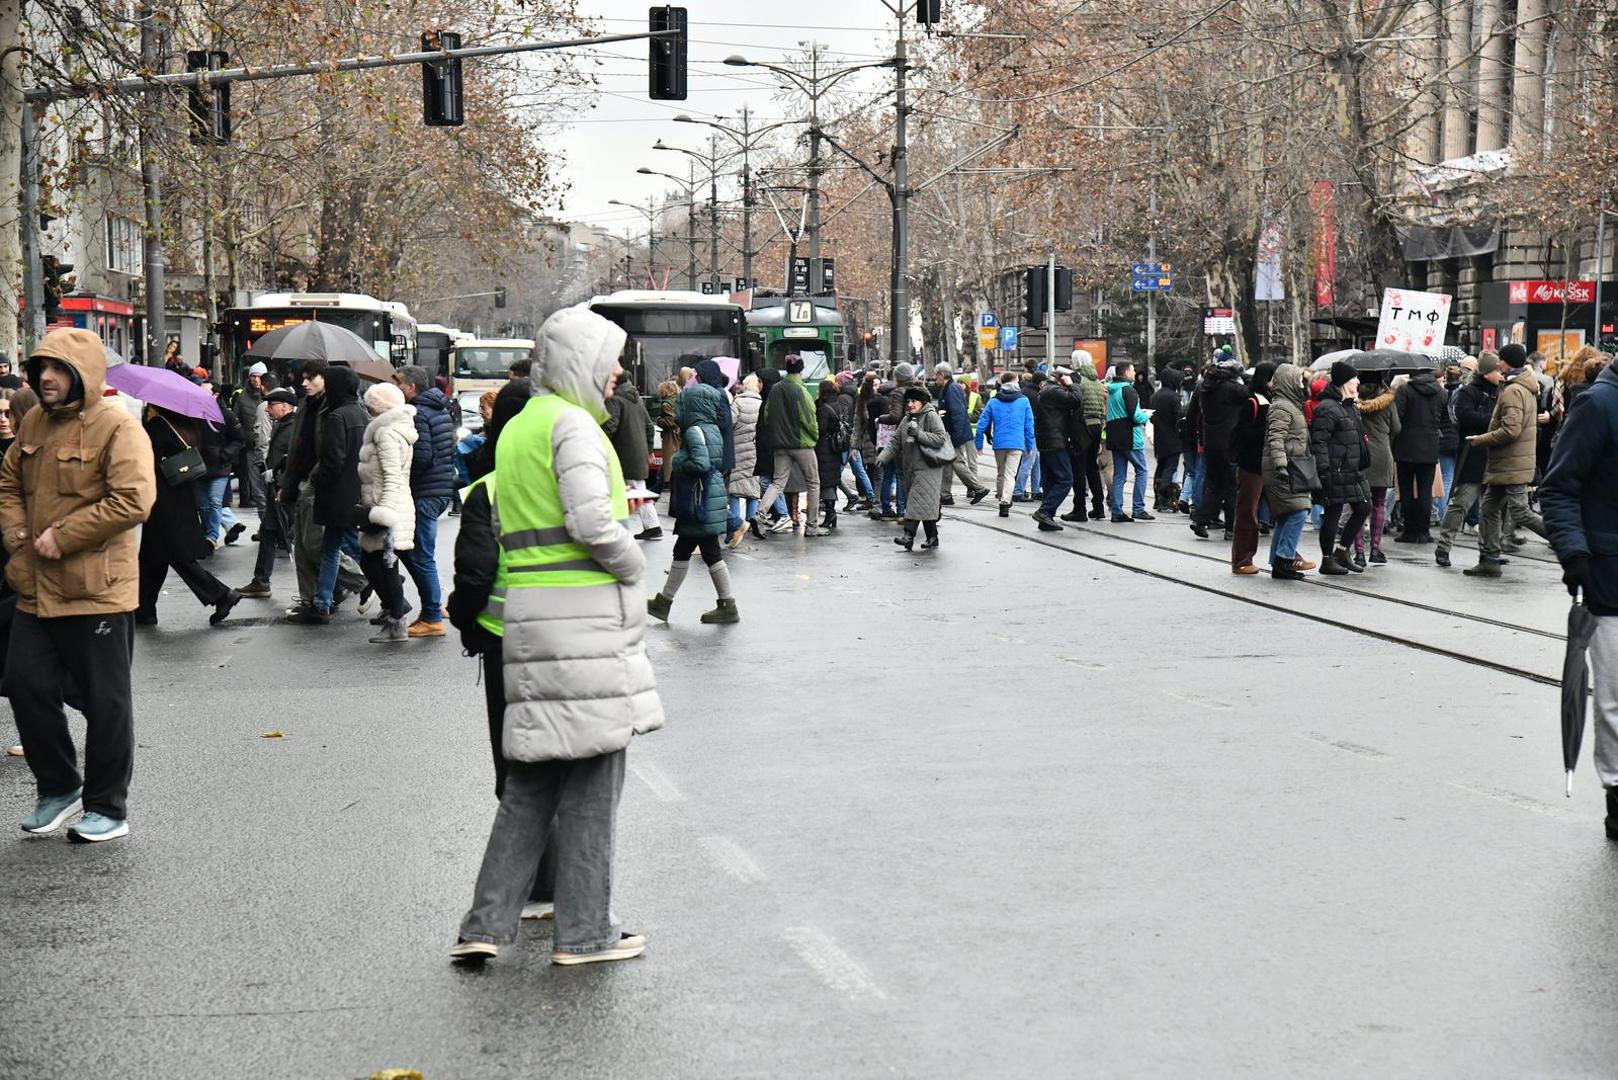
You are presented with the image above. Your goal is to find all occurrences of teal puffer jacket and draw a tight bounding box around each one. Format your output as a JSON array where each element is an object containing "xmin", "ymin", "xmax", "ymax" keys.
[{"xmin": 671, "ymin": 383, "xmax": 729, "ymax": 538}]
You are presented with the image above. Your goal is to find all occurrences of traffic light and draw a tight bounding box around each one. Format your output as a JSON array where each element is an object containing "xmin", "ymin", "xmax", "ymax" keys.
[
  {"xmin": 649, "ymin": 7, "xmax": 687, "ymax": 101},
  {"xmin": 493, "ymin": 286, "xmax": 507, "ymax": 309},
  {"xmin": 186, "ymin": 50, "xmax": 231, "ymax": 145},
  {"xmin": 917, "ymin": 0, "xmax": 942, "ymax": 24},
  {"xmin": 422, "ymin": 30, "xmax": 464, "ymax": 127},
  {"xmin": 1055, "ymin": 265, "xmax": 1073, "ymax": 311},
  {"xmin": 41, "ymin": 255, "xmax": 74, "ymax": 324},
  {"xmin": 1023, "ymin": 265, "xmax": 1047, "ymax": 328}
]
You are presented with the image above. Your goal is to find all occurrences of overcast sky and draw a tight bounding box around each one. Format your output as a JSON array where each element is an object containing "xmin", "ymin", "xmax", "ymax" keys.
[{"xmin": 554, "ymin": 2, "xmax": 901, "ymax": 240}]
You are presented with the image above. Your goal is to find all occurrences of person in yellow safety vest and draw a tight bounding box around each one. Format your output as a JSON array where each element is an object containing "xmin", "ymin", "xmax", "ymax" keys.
[
  {"xmin": 452, "ymin": 307, "xmax": 663, "ymax": 968},
  {"xmin": 446, "ymin": 376, "xmax": 560, "ymax": 923}
]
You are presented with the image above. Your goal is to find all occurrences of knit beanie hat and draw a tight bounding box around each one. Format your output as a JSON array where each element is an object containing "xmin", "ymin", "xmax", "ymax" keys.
[
  {"xmin": 1500, "ymin": 343, "xmax": 1528, "ymax": 368},
  {"xmin": 1477, "ymin": 353, "xmax": 1501, "ymax": 376},
  {"xmin": 363, "ymin": 381, "xmax": 406, "ymax": 414},
  {"xmin": 1330, "ymin": 360, "xmax": 1358, "ymax": 387}
]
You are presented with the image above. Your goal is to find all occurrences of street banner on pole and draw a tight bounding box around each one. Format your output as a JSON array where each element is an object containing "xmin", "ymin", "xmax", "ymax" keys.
[
  {"xmin": 1256, "ymin": 220, "xmax": 1285, "ymax": 302},
  {"xmin": 1311, "ymin": 181, "xmax": 1336, "ymax": 306},
  {"xmin": 977, "ymin": 327, "xmax": 997, "ymax": 350},
  {"xmin": 1375, "ymin": 288, "xmax": 1452, "ymax": 356}
]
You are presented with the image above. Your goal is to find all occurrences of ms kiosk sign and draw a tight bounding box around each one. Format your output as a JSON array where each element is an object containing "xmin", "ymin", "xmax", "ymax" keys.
[{"xmin": 1375, "ymin": 288, "xmax": 1452, "ymax": 357}]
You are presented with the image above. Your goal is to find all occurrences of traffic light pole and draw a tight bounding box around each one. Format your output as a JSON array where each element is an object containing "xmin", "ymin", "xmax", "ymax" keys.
[
  {"xmin": 890, "ymin": 11, "xmax": 910, "ymax": 366},
  {"xmin": 1046, "ymin": 253, "xmax": 1056, "ymax": 371},
  {"xmin": 1147, "ymin": 182, "xmax": 1157, "ymax": 373},
  {"xmin": 19, "ymin": 103, "xmax": 42, "ymax": 347}
]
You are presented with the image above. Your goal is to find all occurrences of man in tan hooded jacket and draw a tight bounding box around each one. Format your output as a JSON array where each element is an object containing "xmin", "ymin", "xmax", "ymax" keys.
[{"xmin": 0, "ymin": 328, "xmax": 155, "ymax": 842}]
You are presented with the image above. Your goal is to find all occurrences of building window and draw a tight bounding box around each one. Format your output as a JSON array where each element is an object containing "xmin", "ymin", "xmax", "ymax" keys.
[{"xmin": 106, "ymin": 214, "xmax": 141, "ymax": 276}]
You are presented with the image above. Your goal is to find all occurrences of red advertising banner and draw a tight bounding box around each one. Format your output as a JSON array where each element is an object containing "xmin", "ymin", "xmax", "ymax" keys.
[
  {"xmin": 1310, "ymin": 181, "xmax": 1336, "ymax": 307},
  {"xmin": 1507, "ymin": 280, "xmax": 1595, "ymax": 304},
  {"xmin": 1482, "ymin": 327, "xmax": 1497, "ymax": 351}
]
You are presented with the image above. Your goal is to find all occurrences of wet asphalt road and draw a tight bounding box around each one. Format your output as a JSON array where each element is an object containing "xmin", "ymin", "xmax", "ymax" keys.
[{"xmin": 3, "ymin": 487, "xmax": 1617, "ymax": 1079}]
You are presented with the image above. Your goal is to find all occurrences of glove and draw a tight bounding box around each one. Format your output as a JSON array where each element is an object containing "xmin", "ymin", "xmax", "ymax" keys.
[{"xmin": 1563, "ymin": 553, "xmax": 1593, "ymax": 599}]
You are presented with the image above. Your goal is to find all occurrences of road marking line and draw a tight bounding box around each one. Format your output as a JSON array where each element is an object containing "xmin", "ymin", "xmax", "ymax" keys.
[
  {"xmin": 1163, "ymin": 689, "xmax": 1233, "ymax": 712},
  {"xmin": 1299, "ymin": 732, "xmax": 1391, "ymax": 759},
  {"xmin": 698, "ymin": 836, "xmax": 767, "ymax": 883},
  {"xmin": 1447, "ymin": 780, "xmax": 1569, "ymax": 818},
  {"xmin": 782, "ymin": 926, "xmax": 886, "ymax": 1002},
  {"xmin": 1059, "ymin": 656, "xmax": 1107, "ymax": 671},
  {"xmin": 629, "ymin": 761, "xmax": 685, "ymax": 803}
]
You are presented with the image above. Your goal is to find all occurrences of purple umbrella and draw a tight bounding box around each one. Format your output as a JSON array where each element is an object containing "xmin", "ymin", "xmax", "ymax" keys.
[{"xmin": 105, "ymin": 364, "xmax": 224, "ymax": 424}]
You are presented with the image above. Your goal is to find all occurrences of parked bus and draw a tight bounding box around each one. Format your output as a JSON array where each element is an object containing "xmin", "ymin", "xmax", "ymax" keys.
[
  {"xmin": 220, "ymin": 292, "xmax": 417, "ymax": 381},
  {"xmin": 589, "ymin": 290, "xmax": 750, "ymax": 397},
  {"xmin": 417, "ymin": 323, "xmax": 469, "ymax": 378},
  {"xmin": 451, "ymin": 337, "xmax": 535, "ymax": 394},
  {"xmin": 745, "ymin": 293, "xmax": 843, "ymax": 393}
]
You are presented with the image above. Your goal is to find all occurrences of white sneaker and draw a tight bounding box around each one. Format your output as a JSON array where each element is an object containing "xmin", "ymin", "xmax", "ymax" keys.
[
  {"xmin": 5, "ymin": 745, "xmax": 22, "ymax": 757},
  {"xmin": 551, "ymin": 932, "xmax": 646, "ymax": 966},
  {"xmin": 521, "ymin": 901, "xmax": 555, "ymax": 921},
  {"xmin": 450, "ymin": 939, "xmax": 498, "ymax": 962},
  {"xmin": 767, "ymin": 517, "xmax": 793, "ymax": 534}
]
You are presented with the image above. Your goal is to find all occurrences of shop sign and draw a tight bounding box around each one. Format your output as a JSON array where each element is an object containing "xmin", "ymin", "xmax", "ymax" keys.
[{"xmin": 1508, "ymin": 280, "xmax": 1595, "ymax": 305}]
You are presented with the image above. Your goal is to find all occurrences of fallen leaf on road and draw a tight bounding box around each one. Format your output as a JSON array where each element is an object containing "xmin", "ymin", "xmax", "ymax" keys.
[{"xmin": 261, "ymin": 731, "xmax": 285, "ymax": 739}]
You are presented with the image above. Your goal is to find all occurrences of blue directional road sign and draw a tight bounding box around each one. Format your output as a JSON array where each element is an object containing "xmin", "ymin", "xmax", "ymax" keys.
[
  {"xmin": 980, "ymin": 312, "xmax": 998, "ymax": 329},
  {"xmin": 1000, "ymin": 326, "xmax": 1018, "ymax": 349}
]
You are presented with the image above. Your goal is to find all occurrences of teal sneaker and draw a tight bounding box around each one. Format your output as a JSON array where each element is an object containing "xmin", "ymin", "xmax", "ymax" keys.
[
  {"xmin": 21, "ymin": 788, "xmax": 82, "ymax": 834},
  {"xmin": 67, "ymin": 811, "xmax": 128, "ymax": 843}
]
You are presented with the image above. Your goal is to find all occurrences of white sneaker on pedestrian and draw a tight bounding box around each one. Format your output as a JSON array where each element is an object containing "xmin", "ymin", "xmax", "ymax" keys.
[
  {"xmin": 551, "ymin": 932, "xmax": 646, "ymax": 966},
  {"xmin": 5, "ymin": 745, "xmax": 22, "ymax": 757},
  {"xmin": 521, "ymin": 901, "xmax": 555, "ymax": 921},
  {"xmin": 450, "ymin": 939, "xmax": 498, "ymax": 962},
  {"xmin": 767, "ymin": 517, "xmax": 793, "ymax": 534}
]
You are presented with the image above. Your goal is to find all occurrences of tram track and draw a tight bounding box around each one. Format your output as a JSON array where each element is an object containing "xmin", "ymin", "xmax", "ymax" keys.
[{"xmin": 944, "ymin": 509, "xmax": 1564, "ymax": 689}]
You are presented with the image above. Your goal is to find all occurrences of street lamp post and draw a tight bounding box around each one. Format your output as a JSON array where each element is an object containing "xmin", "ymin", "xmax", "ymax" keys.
[
  {"xmin": 637, "ymin": 165, "xmax": 699, "ymax": 290},
  {"xmin": 606, "ymin": 197, "xmax": 657, "ymax": 288},
  {"xmin": 655, "ymin": 134, "xmax": 733, "ymax": 292},
  {"xmin": 675, "ymin": 108, "xmax": 801, "ymax": 291}
]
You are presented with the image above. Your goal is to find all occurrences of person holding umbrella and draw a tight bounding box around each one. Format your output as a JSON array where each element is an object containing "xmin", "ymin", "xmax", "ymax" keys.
[{"xmin": 1541, "ymin": 355, "xmax": 1618, "ymax": 836}]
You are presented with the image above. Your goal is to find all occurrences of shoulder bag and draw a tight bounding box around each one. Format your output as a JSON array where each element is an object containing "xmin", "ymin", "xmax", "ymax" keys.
[{"xmin": 157, "ymin": 415, "xmax": 206, "ymax": 486}]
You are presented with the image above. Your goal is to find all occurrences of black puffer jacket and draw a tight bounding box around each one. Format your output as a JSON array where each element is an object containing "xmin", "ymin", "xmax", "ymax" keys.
[
  {"xmin": 310, "ymin": 365, "xmax": 368, "ymax": 527},
  {"xmin": 1438, "ymin": 376, "xmax": 1462, "ymax": 455},
  {"xmin": 408, "ymin": 386, "xmax": 458, "ymax": 499},
  {"xmin": 1231, "ymin": 373, "xmax": 1274, "ymax": 475},
  {"xmin": 1149, "ymin": 367, "xmax": 1184, "ymax": 457},
  {"xmin": 1034, "ymin": 382, "xmax": 1083, "ymax": 452},
  {"xmin": 1310, "ymin": 385, "xmax": 1370, "ymax": 504},
  {"xmin": 1195, "ymin": 363, "xmax": 1247, "ymax": 458},
  {"xmin": 1392, "ymin": 369, "xmax": 1445, "ymax": 464},
  {"xmin": 199, "ymin": 403, "xmax": 245, "ymax": 479},
  {"xmin": 1451, "ymin": 374, "xmax": 1499, "ymax": 485}
]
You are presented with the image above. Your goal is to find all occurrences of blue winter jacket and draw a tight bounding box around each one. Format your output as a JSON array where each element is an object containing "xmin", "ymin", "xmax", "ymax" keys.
[
  {"xmin": 409, "ymin": 387, "xmax": 459, "ymax": 499},
  {"xmin": 936, "ymin": 378, "xmax": 973, "ymax": 447},
  {"xmin": 1105, "ymin": 379, "xmax": 1150, "ymax": 452},
  {"xmin": 975, "ymin": 385, "xmax": 1036, "ymax": 452},
  {"xmin": 1542, "ymin": 364, "xmax": 1618, "ymax": 615}
]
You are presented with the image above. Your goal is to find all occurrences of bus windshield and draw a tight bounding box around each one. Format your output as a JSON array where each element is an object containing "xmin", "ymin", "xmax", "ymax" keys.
[
  {"xmin": 628, "ymin": 335, "xmax": 736, "ymax": 390},
  {"xmin": 455, "ymin": 347, "xmax": 530, "ymax": 380}
]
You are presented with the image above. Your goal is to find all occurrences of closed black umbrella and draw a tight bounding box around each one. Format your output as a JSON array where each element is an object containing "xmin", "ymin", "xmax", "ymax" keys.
[
  {"xmin": 245, "ymin": 320, "xmax": 381, "ymax": 365},
  {"xmin": 1563, "ymin": 601, "xmax": 1599, "ymax": 796}
]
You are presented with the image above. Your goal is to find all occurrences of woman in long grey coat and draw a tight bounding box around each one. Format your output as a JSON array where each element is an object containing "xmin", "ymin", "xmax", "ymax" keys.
[
  {"xmin": 1354, "ymin": 375, "xmax": 1401, "ymax": 564},
  {"xmin": 877, "ymin": 386, "xmax": 950, "ymax": 550},
  {"xmin": 726, "ymin": 375, "xmax": 761, "ymax": 547}
]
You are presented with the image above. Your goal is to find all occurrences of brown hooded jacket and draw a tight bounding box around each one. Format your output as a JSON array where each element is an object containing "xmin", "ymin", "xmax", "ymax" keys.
[{"xmin": 0, "ymin": 328, "xmax": 156, "ymax": 616}]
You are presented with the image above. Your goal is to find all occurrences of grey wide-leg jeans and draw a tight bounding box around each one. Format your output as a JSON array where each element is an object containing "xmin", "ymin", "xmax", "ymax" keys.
[
  {"xmin": 459, "ymin": 749, "xmax": 626, "ymax": 953},
  {"xmin": 1591, "ymin": 618, "xmax": 1618, "ymax": 790}
]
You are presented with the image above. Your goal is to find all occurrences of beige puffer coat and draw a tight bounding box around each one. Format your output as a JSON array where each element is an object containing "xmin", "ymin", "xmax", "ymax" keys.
[
  {"xmin": 498, "ymin": 306, "xmax": 663, "ymax": 762},
  {"xmin": 357, "ymin": 404, "xmax": 417, "ymax": 553},
  {"xmin": 1476, "ymin": 367, "xmax": 1541, "ymax": 486}
]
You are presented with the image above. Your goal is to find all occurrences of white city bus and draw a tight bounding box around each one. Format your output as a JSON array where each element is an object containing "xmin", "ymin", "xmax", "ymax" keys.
[{"xmin": 221, "ymin": 292, "xmax": 418, "ymax": 380}]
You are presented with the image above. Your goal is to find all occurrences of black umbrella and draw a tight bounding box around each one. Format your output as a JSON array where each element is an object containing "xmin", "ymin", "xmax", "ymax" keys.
[
  {"xmin": 1354, "ymin": 349, "xmax": 1431, "ymax": 374},
  {"xmin": 245, "ymin": 320, "xmax": 382, "ymax": 364},
  {"xmin": 1563, "ymin": 601, "xmax": 1599, "ymax": 796}
]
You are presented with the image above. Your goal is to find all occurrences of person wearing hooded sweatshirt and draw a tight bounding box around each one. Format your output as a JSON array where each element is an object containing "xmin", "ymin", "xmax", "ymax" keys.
[
  {"xmin": 1464, "ymin": 342, "xmax": 1549, "ymax": 577},
  {"xmin": 879, "ymin": 386, "xmax": 950, "ymax": 550},
  {"xmin": 1074, "ymin": 350, "xmax": 1108, "ymax": 519},
  {"xmin": 1391, "ymin": 365, "xmax": 1446, "ymax": 543},
  {"xmin": 294, "ymin": 364, "xmax": 369, "ymax": 623},
  {"xmin": 1, "ymin": 328, "xmax": 157, "ymax": 843},
  {"xmin": 1309, "ymin": 361, "xmax": 1372, "ymax": 576},
  {"xmin": 1105, "ymin": 361, "xmax": 1154, "ymax": 522},
  {"xmin": 754, "ymin": 355, "xmax": 827, "ymax": 537},
  {"xmin": 355, "ymin": 382, "xmax": 419, "ymax": 644},
  {"xmin": 1229, "ymin": 361, "xmax": 1276, "ymax": 574},
  {"xmin": 1149, "ymin": 366, "xmax": 1185, "ymax": 512},
  {"xmin": 1354, "ymin": 375, "xmax": 1401, "ymax": 565},
  {"xmin": 1263, "ymin": 363, "xmax": 1316, "ymax": 580},
  {"xmin": 975, "ymin": 371, "xmax": 1036, "ymax": 517},
  {"xmin": 453, "ymin": 306, "xmax": 660, "ymax": 967},
  {"xmin": 647, "ymin": 379, "xmax": 738, "ymax": 624},
  {"xmin": 137, "ymin": 407, "xmax": 242, "ymax": 627}
]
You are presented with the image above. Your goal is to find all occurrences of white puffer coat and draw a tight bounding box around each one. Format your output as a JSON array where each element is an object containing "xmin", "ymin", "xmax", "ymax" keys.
[
  {"xmin": 498, "ymin": 306, "xmax": 664, "ymax": 762},
  {"xmin": 357, "ymin": 404, "xmax": 418, "ymax": 553}
]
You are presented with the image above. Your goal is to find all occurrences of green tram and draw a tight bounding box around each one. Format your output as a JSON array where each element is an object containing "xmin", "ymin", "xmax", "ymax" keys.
[{"xmin": 745, "ymin": 295, "xmax": 843, "ymax": 393}]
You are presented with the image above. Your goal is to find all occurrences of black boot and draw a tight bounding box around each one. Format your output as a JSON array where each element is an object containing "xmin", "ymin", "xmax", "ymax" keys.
[
  {"xmin": 1607, "ymin": 788, "xmax": 1618, "ymax": 840},
  {"xmin": 821, "ymin": 500, "xmax": 838, "ymax": 530}
]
